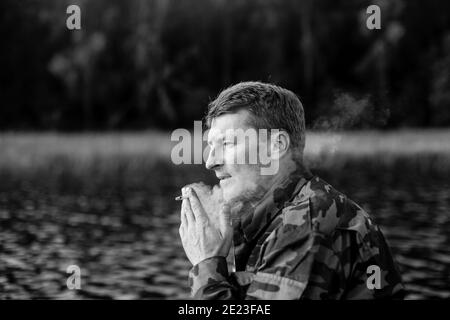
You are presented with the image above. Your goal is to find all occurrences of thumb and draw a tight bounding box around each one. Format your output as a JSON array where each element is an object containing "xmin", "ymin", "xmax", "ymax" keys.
[{"xmin": 219, "ymin": 204, "xmax": 232, "ymax": 238}]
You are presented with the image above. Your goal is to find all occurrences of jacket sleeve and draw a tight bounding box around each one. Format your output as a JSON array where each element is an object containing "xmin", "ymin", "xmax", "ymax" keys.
[
  {"xmin": 243, "ymin": 216, "xmax": 318, "ymax": 300},
  {"xmin": 188, "ymin": 256, "xmax": 241, "ymax": 299},
  {"xmin": 340, "ymin": 226, "xmax": 406, "ymax": 300},
  {"xmin": 188, "ymin": 210, "xmax": 319, "ymax": 300}
]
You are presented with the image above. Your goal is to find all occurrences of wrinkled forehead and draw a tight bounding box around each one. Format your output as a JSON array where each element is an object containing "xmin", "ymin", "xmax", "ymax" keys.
[{"xmin": 207, "ymin": 110, "xmax": 254, "ymax": 142}]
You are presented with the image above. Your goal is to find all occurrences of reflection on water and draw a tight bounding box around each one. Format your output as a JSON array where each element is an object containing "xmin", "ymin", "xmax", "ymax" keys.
[{"xmin": 0, "ymin": 160, "xmax": 449, "ymax": 299}]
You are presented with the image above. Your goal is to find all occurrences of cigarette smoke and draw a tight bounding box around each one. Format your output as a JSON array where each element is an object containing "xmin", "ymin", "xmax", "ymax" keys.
[
  {"xmin": 313, "ymin": 92, "xmax": 389, "ymax": 131},
  {"xmin": 306, "ymin": 92, "xmax": 390, "ymax": 166}
]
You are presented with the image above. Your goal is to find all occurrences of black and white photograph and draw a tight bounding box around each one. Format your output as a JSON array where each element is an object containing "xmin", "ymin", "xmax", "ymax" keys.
[{"xmin": 0, "ymin": 0, "xmax": 449, "ymax": 302}]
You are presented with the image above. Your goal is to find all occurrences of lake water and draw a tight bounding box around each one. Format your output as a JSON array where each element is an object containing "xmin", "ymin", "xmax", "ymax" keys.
[{"xmin": 0, "ymin": 158, "xmax": 449, "ymax": 299}]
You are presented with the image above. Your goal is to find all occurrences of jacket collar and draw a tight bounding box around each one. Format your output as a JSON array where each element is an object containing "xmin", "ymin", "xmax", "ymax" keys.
[{"xmin": 232, "ymin": 166, "xmax": 314, "ymax": 246}]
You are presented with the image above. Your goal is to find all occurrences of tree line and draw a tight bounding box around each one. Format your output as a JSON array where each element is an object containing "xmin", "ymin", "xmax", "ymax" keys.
[{"xmin": 1, "ymin": 0, "xmax": 449, "ymax": 131}]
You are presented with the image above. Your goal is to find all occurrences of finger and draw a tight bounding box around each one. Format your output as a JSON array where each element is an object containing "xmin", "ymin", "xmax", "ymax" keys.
[
  {"xmin": 179, "ymin": 225, "xmax": 184, "ymax": 238},
  {"xmin": 186, "ymin": 187, "xmax": 208, "ymax": 224},
  {"xmin": 181, "ymin": 188, "xmax": 195, "ymax": 226},
  {"xmin": 180, "ymin": 204, "xmax": 187, "ymax": 233},
  {"xmin": 180, "ymin": 208, "xmax": 187, "ymax": 226},
  {"xmin": 219, "ymin": 204, "xmax": 232, "ymax": 237}
]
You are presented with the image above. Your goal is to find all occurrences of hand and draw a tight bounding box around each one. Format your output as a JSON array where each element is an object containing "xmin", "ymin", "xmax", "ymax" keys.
[{"xmin": 179, "ymin": 187, "xmax": 233, "ymax": 266}]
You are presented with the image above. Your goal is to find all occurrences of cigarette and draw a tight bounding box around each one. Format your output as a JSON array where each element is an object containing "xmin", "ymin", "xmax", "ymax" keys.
[{"xmin": 175, "ymin": 195, "xmax": 188, "ymax": 201}]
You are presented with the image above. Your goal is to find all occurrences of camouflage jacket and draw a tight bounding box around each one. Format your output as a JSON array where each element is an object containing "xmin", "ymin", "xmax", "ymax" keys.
[{"xmin": 188, "ymin": 169, "xmax": 405, "ymax": 299}]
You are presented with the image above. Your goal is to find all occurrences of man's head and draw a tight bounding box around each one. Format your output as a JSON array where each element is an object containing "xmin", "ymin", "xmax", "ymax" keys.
[{"xmin": 204, "ymin": 81, "xmax": 306, "ymax": 205}]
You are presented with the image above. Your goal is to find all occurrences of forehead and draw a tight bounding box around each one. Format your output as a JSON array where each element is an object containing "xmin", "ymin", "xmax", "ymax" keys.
[{"xmin": 207, "ymin": 109, "xmax": 253, "ymax": 140}]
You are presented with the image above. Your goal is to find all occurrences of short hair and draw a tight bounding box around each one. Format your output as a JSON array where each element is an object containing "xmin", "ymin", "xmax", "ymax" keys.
[{"xmin": 205, "ymin": 81, "xmax": 306, "ymax": 157}]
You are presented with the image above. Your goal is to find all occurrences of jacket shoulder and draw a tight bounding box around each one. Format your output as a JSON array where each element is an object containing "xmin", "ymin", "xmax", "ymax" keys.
[{"xmin": 285, "ymin": 176, "xmax": 375, "ymax": 237}]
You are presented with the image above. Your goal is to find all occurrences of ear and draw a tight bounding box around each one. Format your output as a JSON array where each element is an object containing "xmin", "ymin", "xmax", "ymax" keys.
[{"xmin": 270, "ymin": 130, "xmax": 290, "ymax": 160}]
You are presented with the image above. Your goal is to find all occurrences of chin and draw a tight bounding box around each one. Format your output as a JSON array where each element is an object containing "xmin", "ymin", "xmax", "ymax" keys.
[
  {"xmin": 222, "ymin": 186, "xmax": 241, "ymax": 203},
  {"xmin": 223, "ymin": 185, "xmax": 252, "ymax": 206}
]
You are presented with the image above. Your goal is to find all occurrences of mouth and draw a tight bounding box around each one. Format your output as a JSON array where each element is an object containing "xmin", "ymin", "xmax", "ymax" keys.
[{"xmin": 218, "ymin": 175, "xmax": 232, "ymax": 184}]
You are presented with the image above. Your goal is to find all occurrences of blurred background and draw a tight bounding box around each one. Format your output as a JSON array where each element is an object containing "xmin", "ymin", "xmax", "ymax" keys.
[{"xmin": 0, "ymin": 0, "xmax": 449, "ymax": 299}]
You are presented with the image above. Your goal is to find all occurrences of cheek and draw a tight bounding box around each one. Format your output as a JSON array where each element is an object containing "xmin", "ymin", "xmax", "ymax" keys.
[
  {"xmin": 222, "ymin": 145, "xmax": 243, "ymax": 166},
  {"xmin": 223, "ymin": 142, "xmax": 259, "ymax": 165},
  {"xmin": 223, "ymin": 148, "xmax": 236, "ymax": 163},
  {"xmin": 233, "ymin": 169, "xmax": 261, "ymax": 190}
]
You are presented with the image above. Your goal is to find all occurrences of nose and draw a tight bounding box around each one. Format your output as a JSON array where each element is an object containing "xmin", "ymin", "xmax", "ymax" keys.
[{"xmin": 205, "ymin": 145, "xmax": 224, "ymax": 171}]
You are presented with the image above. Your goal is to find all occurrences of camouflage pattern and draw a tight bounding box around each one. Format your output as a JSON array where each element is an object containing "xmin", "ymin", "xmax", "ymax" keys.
[{"xmin": 188, "ymin": 168, "xmax": 405, "ymax": 299}]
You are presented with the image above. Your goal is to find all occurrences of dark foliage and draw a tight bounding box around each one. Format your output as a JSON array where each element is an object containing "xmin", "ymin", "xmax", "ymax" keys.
[{"xmin": 1, "ymin": 0, "xmax": 450, "ymax": 130}]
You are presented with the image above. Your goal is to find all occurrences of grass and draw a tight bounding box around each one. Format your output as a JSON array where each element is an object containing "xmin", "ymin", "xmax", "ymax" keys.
[
  {"xmin": 1, "ymin": 129, "xmax": 449, "ymax": 189},
  {"xmin": 0, "ymin": 130, "xmax": 172, "ymax": 170},
  {"xmin": 1, "ymin": 129, "xmax": 450, "ymax": 162},
  {"xmin": 305, "ymin": 129, "xmax": 450, "ymax": 156}
]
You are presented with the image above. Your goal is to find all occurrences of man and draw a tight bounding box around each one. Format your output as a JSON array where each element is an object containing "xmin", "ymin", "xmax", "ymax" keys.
[{"xmin": 179, "ymin": 81, "xmax": 404, "ymax": 299}]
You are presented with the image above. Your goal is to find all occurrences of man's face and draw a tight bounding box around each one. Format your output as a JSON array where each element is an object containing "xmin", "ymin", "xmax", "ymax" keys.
[{"xmin": 205, "ymin": 109, "xmax": 271, "ymax": 205}]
